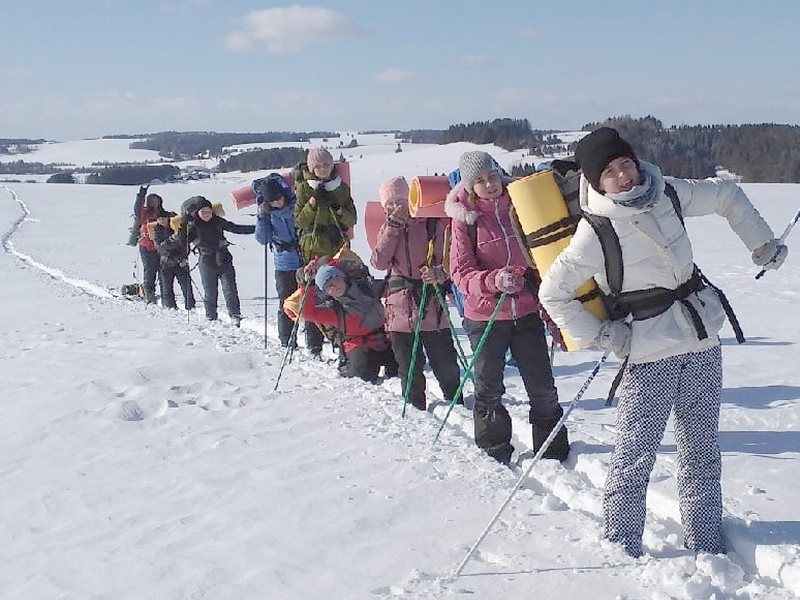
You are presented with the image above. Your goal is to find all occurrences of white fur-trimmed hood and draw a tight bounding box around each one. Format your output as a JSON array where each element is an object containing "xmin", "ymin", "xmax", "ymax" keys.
[{"xmin": 444, "ymin": 182, "xmax": 479, "ymax": 225}]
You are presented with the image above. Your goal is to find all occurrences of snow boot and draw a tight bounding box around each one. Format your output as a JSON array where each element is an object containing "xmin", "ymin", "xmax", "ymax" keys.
[{"xmin": 532, "ymin": 419, "xmax": 570, "ymax": 461}]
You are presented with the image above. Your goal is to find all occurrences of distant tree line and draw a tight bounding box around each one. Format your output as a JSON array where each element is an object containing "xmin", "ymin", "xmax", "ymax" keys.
[
  {"xmin": 399, "ymin": 119, "xmax": 558, "ymax": 152},
  {"xmin": 217, "ymin": 147, "xmax": 308, "ymax": 173},
  {"xmin": 0, "ymin": 160, "xmax": 59, "ymax": 174},
  {"xmin": 582, "ymin": 116, "xmax": 800, "ymax": 182},
  {"xmin": 129, "ymin": 131, "xmax": 336, "ymax": 160},
  {"xmin": 85, "ymin": 164, "xmax": 181, "ymax": 185},
  {"xmin": 0, "ymin": 139, "xmax": 46, "ymax": 154}
]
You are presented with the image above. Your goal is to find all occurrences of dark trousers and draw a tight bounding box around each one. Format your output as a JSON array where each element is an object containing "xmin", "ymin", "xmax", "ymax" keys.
[
  {"xmin": 339, "ymin": 345, "xmax": 399, "ymax": 383},
  {"xmin": 389, "ymin": 329, "xmax": 462, "ymax": 410},
  {"xmin": 139, "ymin": 246, "xmax": 161, "ymax": 304},
  {"xmin": 198, "ymin": 258, "xmax": 241, "ymax": 320},
  {"xmin": 274, "ymin": 270, "xmax": 299, "ymax": 346},
  {"xmin": 463, "ymin": 313, "xmax": 563, "ymax": 464},
  {"xmin": 160, "ymin": 263, "xmax": 195, "ymax": 310},
  {"xmin": 305, "ymin": 320, "xmax": 325, "ymax": 354}
]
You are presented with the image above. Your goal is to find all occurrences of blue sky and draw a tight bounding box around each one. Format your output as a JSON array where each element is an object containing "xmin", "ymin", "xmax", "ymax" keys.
[{"xmin": 3, "ymin": 0, "xmax": 800, "ymax": 140}]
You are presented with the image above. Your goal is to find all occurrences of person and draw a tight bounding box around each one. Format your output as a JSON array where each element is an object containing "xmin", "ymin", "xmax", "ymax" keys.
[
  {"xmin": 293, "ymin": 148, "xmax": 358, "ymax": 357},
  {"xmin": 538, "ymin": 127, "xmax": 789, "ymax": 558},
  {"xmin": 370, "ymin": 176, "xmax": 462, "ymax": 411},
  {"xmin": 134, "ymin": 191, "xmax": 164, "ymax": 304},
  {"xmin": 152, "ymin": 206, "xmax": 195, "ymax": 311},
  {"xmin": 176, "ymin": 196, "xmax": 255, "ymax": 326},
  {"xmin": 446, "ymin": 151, "xmax": 568, "ymax": 465},
  {"xmin": 299, "ymin": 257, "xmax": 398, "ymax": 383},
  {"xmin": 254, "ymin": 174, "xmax": 303, "ymax": 347}
]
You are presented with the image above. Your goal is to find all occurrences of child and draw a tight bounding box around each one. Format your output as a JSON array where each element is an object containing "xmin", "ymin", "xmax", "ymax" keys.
[
  {"xmin": 178, "ymin": 196, "xmax": 255, "ymax": 326},
  {"xmin": 300, "ymin": 257, "xmax": 398, "ymax": 383},
  {"xmin": 446, "ymin": 151, "xmax": 568, "ymax": 465},
  {"xmin": 135, "ymin": 192, "xmax": 163, "ymax": 304},
  {"xmin": 152, "ymin": 206, "xmax": 195, "ymax": 311},
  {"xmin": 293, "ymin": 148, "xmax": 358, "ymax": 356},
  {"xmin": 254, "ymin": 174, "xmax": 303, "ymax": 347},
  {"xmin": 538, "ymin": 127, "xmax": 788, "ymax": 557},
  {"xmin": 370, "ymin": 176, "xmax": 462, "ymax": 411}
]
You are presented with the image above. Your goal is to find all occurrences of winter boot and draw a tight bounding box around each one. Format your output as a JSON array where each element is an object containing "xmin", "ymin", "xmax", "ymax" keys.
[
  {"xmin": 474, "ymin": 402, "xmax": 514, "ymax": 465},
  {"xmin": 532, "ymin": 419, "xmax": 570, "ymax": 461}
]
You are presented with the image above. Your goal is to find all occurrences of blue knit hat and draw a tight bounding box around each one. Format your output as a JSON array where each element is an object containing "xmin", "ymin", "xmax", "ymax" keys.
[{"xmin": 315, "ymin": 264, "xmax": 345, "ymax": 290}]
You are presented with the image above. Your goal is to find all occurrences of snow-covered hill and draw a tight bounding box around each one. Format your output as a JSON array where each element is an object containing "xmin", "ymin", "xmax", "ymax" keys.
[{"xmin": 1, "ymin": 139, "xmax": 798, "ymax": 599}]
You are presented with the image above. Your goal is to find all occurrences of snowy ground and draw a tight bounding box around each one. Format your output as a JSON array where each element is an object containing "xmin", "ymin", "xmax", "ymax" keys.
[{"xmin": 1, "ymin": 139, "xmax": 799, "ymax": 599}]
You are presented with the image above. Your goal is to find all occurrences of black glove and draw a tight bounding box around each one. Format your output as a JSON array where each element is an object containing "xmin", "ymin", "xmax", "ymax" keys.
[
  {"xmin": 137, "ymin": 185, "xmax": 149, "ymax": 200},
  {"xmin": 314, "ymin": 184, "xmax": 330, "ymax": 207}
]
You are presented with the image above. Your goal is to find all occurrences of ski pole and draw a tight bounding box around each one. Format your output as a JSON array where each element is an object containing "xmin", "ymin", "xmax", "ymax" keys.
[
  {"xmin": 756, "ymin": 208, "xmax": 799, "ymax": 279},
  {"xmin": 452, "ymin": 351, "xmax": 610, "ymax": 578},
  {"xmin": 273, "ymin": 280, "xmax": 312, "ymax": 392},
  {"xmin": 431, "ymin": 283, "xmax": 474, "ymax": 381},
  {"xmin": 264, "ymin": 244, "xmax": 269, "ymax": 350},
  {"xmin": 402, "ymin": 282, "xmax": 430, "ymax": 418},
  {"xmin": 434, "ymin": 293, "xmax": 507, "ymax": 444}
]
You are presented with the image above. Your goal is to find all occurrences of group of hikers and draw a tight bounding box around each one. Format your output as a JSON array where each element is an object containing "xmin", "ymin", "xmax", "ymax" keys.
[{"xmin": 129, "ymin": 131, "xmax": 789, "ymax": 559}]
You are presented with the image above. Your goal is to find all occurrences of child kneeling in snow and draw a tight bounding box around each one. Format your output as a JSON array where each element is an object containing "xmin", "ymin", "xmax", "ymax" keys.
[
  {"xmin": 299, "ymin": 258, "xmax": 398, "ymax": 383},
  {"xmin": 539, "ymin": 127, "xmax": 789, "ymax": 558}
]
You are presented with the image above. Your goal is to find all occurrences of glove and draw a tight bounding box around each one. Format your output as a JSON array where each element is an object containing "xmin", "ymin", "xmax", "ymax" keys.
[
  {"xmin": 420, "ymin": 265, "xmax": 447, "ymax": 285},
  {"xmin": 387, "ymin": 204, "xmax": 408, "ymax": 228},
  {"xmin": 494, "ymin": 267, "xmax": 524, "ymax": 294},
  {"xmin": 752, "ymin": 239, "xmax": 788, "ymax": 271},
  {"xmin": 257, "ymin": 199, "xmax": 270, "ymax": 216},
  {"xmin": 137, "ymin": 185, "xmax": 149, "ymax": 200},
  {"xmin": 596, "ymin": 320, "xmax": 631, "ymax": 359}
]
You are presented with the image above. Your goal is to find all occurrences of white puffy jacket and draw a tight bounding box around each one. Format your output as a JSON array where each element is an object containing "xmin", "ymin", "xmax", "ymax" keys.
[{"xmin": 539, "ymin": 162, "xmax": 775, "ymax": 364}]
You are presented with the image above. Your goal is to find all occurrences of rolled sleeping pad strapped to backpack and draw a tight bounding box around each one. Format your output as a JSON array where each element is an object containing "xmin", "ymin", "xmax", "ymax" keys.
[
  {"xmin": 364, "ymin": 201, "xmax": 385, "ymax": 251},
  {"xmin": 408, "ymin": 175, "xmax": 450, "ymax": 218},
  {"xmin": 169, "ymin": 202, "xmax": 225, "ymax": 232},
  {"xmin": 507, "ymin": 170, "xmax": 608, "ymax": 351},
  {"xmin": 230, "ymin": 172, "xmax": 295, "ymax": 210}
]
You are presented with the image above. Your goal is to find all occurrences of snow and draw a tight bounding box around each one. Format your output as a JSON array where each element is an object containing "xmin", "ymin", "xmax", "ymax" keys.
[{"xmin": 1, "ymin": 138, "xmax": 799, "ymax": 600}]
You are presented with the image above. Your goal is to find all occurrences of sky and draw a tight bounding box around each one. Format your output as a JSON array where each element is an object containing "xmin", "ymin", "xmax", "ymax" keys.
[
  {"xmin": 3, "ymin": 0, "xmax": 800, "ymax": 140},
  {"xmin": 1, "ymin": 140, "xmax": 799, "ymax": 599}
]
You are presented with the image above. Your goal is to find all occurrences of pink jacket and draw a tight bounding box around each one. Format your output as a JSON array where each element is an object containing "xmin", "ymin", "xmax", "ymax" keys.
[
  {"xmin": 445, "ymin": 183, "xmax": 541, "ymax": 322},
  {"xmin": 371, "ymin": 217, "xmax": 450, "ymax": 333}
]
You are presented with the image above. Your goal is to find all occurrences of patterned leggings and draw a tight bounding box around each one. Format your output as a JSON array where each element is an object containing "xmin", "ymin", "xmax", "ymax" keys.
[{"xmin": 603, "ymin": 345, "xmax": 724, "ymax": 557}]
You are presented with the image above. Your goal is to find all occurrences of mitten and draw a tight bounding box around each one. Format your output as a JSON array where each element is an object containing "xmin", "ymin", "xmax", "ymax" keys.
[
  {"xmin": 420, "ymin": 265, "xmax": 447, "ymax": 285},
  {"xmin": 752, "ymin": 239, "xmax": 788, "ymax": 271},
  {"xmin": 596, "ymin": 320, "xmax": 631, "ymax": 359},
  {"xmin": 494, "ymin": 267, "xmax": 524, "ymax": 294}
]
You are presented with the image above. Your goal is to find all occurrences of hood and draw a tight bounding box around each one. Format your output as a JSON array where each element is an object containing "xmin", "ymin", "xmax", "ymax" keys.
[{"xmin": 444, "ymin": 182, "xmax": 479, "ymax": 225}]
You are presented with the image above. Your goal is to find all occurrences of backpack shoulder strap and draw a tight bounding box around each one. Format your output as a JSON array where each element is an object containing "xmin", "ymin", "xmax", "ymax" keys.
[
  {"xmin": 582, "ymin": 213, "xmax": 623, "ymax": 296},
  {"xmin": 467, "ymin": 222, "xmax": 478, "ymax": 254},
  {"xmin": 663, "ymin": 182, "xmax": 684, "ymax": 228},
  {"xmin": 425, "ymin": 217, "xmax": 438, "ymax": 242}
]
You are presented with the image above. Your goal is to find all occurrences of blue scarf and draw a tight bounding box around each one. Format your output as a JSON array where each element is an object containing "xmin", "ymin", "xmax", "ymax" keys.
[{"xmin": 605, "ymin": 169, "xmax": 659, "ymax": 210}]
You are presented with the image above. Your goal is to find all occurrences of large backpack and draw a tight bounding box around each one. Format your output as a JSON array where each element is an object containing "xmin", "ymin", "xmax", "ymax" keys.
[{"xmin": 253, "ymin": 172, "xmax": 296, "ymax": 205}]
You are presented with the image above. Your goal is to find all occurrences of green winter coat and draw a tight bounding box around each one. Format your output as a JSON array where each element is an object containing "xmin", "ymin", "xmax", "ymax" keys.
[{"xmin": 293, "ymin": 162, "xmax": 357, "ymax": 261}]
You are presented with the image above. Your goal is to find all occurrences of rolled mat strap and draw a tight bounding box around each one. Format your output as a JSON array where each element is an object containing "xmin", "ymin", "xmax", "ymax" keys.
[
  {"xmin": 523, "ymin": 215, "xmax": 582, "ymax": 247},
  {"xmin": 575, "ymin": 287, "xmax": 601, "ymax": 304}
]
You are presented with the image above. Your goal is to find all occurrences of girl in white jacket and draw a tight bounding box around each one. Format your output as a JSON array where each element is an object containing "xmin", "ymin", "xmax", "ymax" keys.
[{"xmin": 538, "ymin": 127, "xmax": 788, "ymax": 558}]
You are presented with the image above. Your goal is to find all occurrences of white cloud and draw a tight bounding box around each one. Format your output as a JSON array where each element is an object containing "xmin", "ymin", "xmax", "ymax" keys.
[
  {"xmin": 225, "ymin": 5, "xmax": 360, "ymax": 54},
  {"xmin": 374, "ymin": 68, "xmax": 415, "ymax": 83}
]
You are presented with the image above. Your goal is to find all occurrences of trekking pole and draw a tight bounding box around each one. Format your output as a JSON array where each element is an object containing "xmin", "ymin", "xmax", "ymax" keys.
[
  {"xmin": 755, "ymin": 208, "xmax": 800, "ymax": 279},
  {"xmin": 431, "ymin": 283, "xmax": 474, "ymax": 381},
  {"xmin": 273, "ymin": 280, "xmax": 312, "ymax": 392},
  {"xmin": 402, "ymin": 282, "xmax": 430, "ymax": 417},
  {"xmin": 452, "ymin": 351, "xmax": 610, "ymax": 578},
  {"xmin": 264, "ymin": 244, "xmax": 280, "ymax": 350},
  {"xmin": 434, "ymin": 293, "xmax": 507, "ymax": 444}
]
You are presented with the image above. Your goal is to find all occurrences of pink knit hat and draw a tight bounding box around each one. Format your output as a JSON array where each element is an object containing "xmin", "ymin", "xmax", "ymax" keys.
[
  {"xmin": 378, "ymin": 176, "xmax": 409, "ymax": 208},
  {"xmin": 307, "ymin": 147, "xmax": 333, "ymax": 170}
]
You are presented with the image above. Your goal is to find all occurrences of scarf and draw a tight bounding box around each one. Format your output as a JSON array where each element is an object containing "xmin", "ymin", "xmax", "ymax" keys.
[{"xmin": 605, "ymin": 167, "xmax": 659, "ymax": 210}]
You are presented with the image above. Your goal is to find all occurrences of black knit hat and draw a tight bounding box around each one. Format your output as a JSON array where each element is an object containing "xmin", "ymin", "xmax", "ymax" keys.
[{"xmin": 575, "ymin": 127, "xmax": 637, "ymax": 191}]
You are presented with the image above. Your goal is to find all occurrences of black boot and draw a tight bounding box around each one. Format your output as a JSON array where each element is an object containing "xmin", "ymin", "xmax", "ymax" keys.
[
  {"xmin": 532, "ymin": 419, "xmax": 570, "ymax": 461},
  {"xmin": 474, "ymin": 403, "xmax": 514, "ymax": 465}
]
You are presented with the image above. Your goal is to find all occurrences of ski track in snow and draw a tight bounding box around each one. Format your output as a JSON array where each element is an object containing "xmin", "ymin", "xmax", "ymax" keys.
[{"xmin": 2, "ymin": 185, "xmax": 797, "ymax": 600}]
